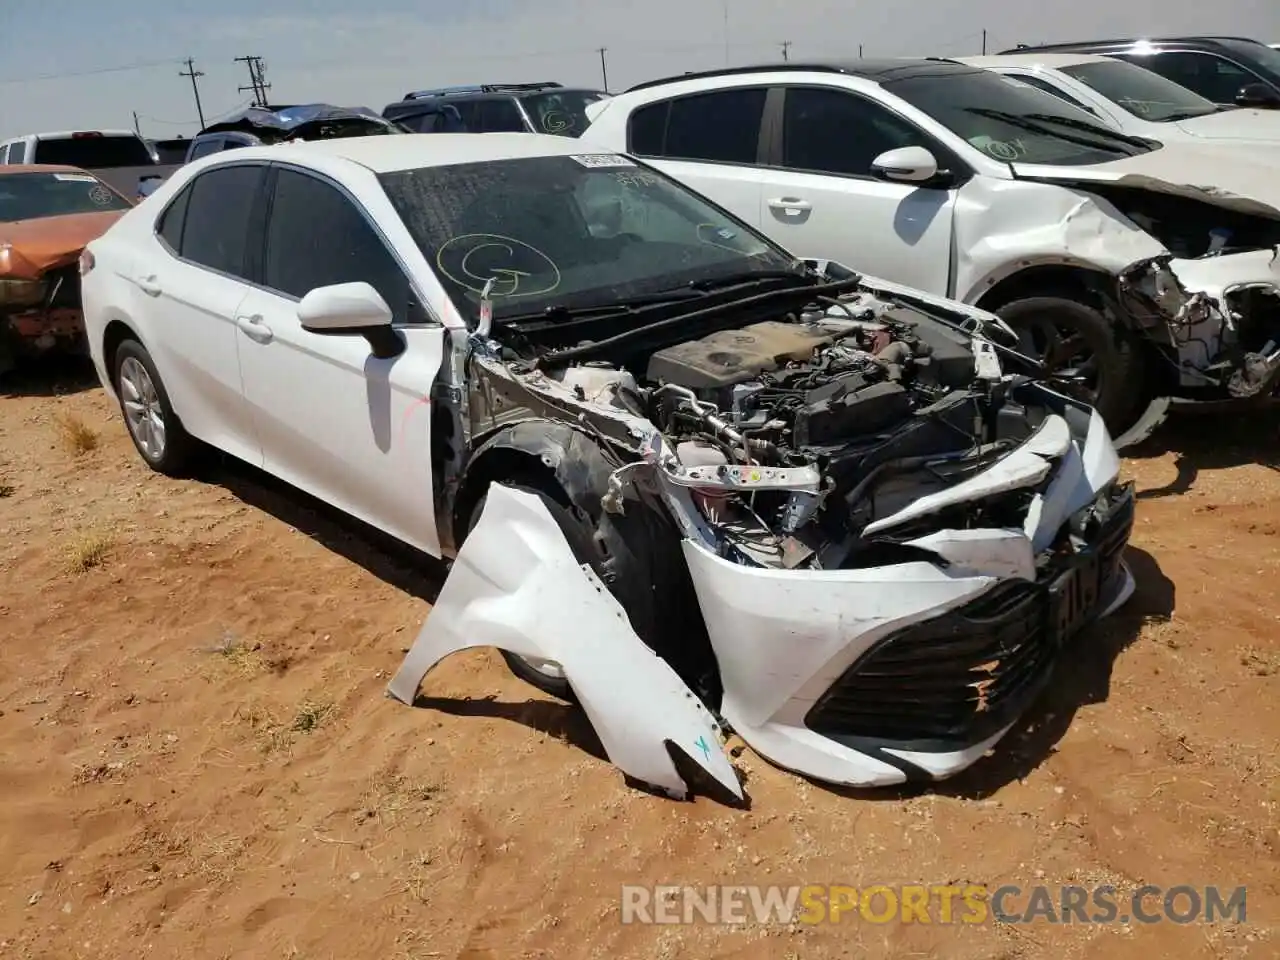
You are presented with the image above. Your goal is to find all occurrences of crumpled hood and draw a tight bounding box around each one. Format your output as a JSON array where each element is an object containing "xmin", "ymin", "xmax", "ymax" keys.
[
  {"xmin": 0, "ymin": 210, "xmax": 124, "ymax": 278},
  {"xmin": 1011, "ymin": 143, "xmax": 1280, "ymax": 222},
  {"xmin": 1173, "ymin": 107, "xmax": 1280, "ymax": 142}
]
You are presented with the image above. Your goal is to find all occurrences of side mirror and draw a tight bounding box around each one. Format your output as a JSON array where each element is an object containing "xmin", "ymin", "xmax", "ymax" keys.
[
  {"xmin": 298, "ymin": 281, "xmax": 403, "ymax": 359},
  {"xmin": 1235, "ymin": 82, "xmax": 1280, "ymax": 108},
  {"xmin": 870, "ymin": 146, "xmax": 943, "ymax": 184}
]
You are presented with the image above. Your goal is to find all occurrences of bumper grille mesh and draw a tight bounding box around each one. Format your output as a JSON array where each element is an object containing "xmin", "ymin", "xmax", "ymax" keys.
[{"xmin": 806, "ymin": 482, "xmax": 1135, "ymax": 751}]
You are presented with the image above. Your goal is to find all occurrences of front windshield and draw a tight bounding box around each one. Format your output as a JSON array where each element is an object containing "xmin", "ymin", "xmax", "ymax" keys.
[
  {"xmin": 886, "ymin": 69, "xmax": 1153, "ymax": 165},
  {"xmin": 520, "ymin": 90, "xmax": 610, "ymax": 137},
  {"xmin": 0, "ymin": 172, "xmax": 131, "ymax": 222},
  {"xmin": 1061, "ymin": 59, "xmax": 1220, "ymax": 121},
  {"xmin": 378, "ymin": 154, "xmax": 796, "ymax": 322}
]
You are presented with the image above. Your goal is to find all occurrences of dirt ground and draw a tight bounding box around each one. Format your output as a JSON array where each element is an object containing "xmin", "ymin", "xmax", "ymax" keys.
[{"xmin": 0, "ymin": 361, "xmax": 1276, "ymax": 960}]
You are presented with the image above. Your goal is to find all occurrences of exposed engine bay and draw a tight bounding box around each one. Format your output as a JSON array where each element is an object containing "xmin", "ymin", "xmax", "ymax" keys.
[
  {"xmin": 474, "ymin": 278, "xmax": 1078, "ymax": 574},
  {"xmin": 1086, "ymin": 183, "xmax": 1280, "ymax": 400}
]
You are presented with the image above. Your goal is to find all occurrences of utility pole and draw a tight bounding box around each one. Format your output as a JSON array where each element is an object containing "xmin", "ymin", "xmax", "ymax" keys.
[
  {"xmin": 179, "ymin": 58, "xmax": 206, "ymax": 130},
  {"xmin": 132, "ymin": 111, "xmax": 141, "ymax": 136},
  {"xmin": 598, "ymin": 47, "xmax": 609, "ymax": 92},
  {"xmin": 858, "ymin": 44, "xmax": 864, "ymax": 58},
  {"xmin": 982, "ymin": 29, "xmax": 987, "ymax": 54},
  {"xmin": 780, "ymin": 39, "xmax": 792, "ymax": 61},
  {"xmin": 235, "ymin": 55, "xmax": 271, "ymax": 107}
]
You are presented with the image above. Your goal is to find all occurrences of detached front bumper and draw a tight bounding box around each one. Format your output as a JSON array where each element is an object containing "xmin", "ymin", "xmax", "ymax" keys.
[{"xmin": 680, "ymin": 407, "xmax": 1136, "ymax": 788}]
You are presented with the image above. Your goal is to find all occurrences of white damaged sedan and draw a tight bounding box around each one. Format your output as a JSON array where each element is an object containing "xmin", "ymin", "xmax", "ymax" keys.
[{"xmin": 79, "ymin": 134, "xmax": 1135, "ymax": 801}]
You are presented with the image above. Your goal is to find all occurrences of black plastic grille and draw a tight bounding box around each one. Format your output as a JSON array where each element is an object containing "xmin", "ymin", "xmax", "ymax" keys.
[{"xmin": 806, "ymin": 482, "xmax": 1135, "ymax": 751}]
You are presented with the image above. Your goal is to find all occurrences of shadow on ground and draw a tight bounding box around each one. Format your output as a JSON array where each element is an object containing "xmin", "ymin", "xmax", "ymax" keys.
[
  {"xmin": 201, "ymin": 452, "xmax": 447, "ymax": 604},
  {"xmin": 808, "ymin": 545, "xmax": 1174, "ymax": 802},
  {"xmin": 1128, "ymin": 405, "xmax": 1280, "ymax": 500},
  {"xmin": 0, "ymin": 355, "xmax": 100, "ymax": 398}
]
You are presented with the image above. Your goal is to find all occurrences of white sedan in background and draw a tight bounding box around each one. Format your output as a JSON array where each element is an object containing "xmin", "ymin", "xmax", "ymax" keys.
[
  {"xmin": 964, "ymin": 53, "xmax": 1280, "ymax": 147},
  {"xmin": 78, "ymin": 134, "xmax": 1134, "ymax": 800}
]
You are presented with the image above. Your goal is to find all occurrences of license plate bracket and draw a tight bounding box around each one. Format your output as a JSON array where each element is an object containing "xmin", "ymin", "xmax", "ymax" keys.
[{"xmin": 1048, "ymin": 552, "xmax": 1102, "ymax": 642}]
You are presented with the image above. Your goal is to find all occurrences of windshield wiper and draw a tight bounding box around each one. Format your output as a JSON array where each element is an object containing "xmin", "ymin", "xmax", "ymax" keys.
[
  {"xmin": 1159, "ymin": 109, "xmax": 1217, "ymax": 121},
  {"xmin": 687, "ymin": 266, "xmax": 815, "ymax": 292},
  {"xmin": 1022, "ymin": 112, "xmax": 1148, "ymax": 147},
  {"xmin": 964, "ymin": 107, "xmax": 1140, "ymax": 154},
  {"xmin": 495, "ymin": 290, "xmax": 702, "ymax": 330}
]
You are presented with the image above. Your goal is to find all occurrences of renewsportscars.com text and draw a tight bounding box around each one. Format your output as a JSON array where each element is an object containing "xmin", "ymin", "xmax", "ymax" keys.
[{"xmin": 619, "ymin": 884, "xmax": 1247, "ymax": 926}]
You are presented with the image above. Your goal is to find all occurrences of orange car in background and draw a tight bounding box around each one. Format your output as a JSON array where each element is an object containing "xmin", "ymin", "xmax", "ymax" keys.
[{"xmin": 0, "ymin": 164, "xmax": 133, "ymax": 375}]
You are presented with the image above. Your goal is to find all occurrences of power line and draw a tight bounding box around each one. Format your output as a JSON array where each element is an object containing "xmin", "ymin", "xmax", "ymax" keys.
[
  {"xmin": 179, "ymin": 58, "xmax": 206, "ymax": 131},
  {"xmin": 135, "ymin": 100, "xmax": 252, "ymax": 128},
  {"xmin": 0, "ymin": 58, "xmax": 178, "ymax": 86}
]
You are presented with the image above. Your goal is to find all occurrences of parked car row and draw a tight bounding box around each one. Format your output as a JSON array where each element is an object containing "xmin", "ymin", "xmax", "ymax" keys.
[{"xmin": 579, "ymin": 53, "xmax": 1280, "ymax": 443}]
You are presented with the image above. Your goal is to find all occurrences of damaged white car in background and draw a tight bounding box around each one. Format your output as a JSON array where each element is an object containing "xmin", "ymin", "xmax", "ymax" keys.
[
  {"xmin": 79, "ymin": 136, "xmax": 1135, "ymax": 804},
  {"xmin": 581, "ymin": 59, "xmax": 1280, "ymax": 443}
]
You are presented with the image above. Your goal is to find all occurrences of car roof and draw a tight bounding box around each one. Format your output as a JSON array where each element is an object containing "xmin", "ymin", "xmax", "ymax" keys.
[
  {"xmin": 0, "ymin": 163, "xmax": 96, "ymax": 175},
  {"xmin": 961, "ymin": 52, "xmax": 1112, "ymax": 69},
  {"xmin": 623, "ymin": 58, "xmax": 976, "ymax": 93},
  {"xmin": 209, "ymin": 132, "xmax": 606, "ymax": 174},
  {"xmin": 1000, "ymin": 36, "xmax": 1268, "ymax": 54}
]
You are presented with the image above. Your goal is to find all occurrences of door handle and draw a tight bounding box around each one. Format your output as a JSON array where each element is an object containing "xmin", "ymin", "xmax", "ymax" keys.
[
  {"xmin": 767, "ymin": 197, "xmax": 812, "ymax": 215},
  {"xmin": 236, "ymin": 314, "xmax": 274, "ymax": 344},
  {"xmin": 135, "ymin": 273, "xmax": 162, "ymax": 297}
]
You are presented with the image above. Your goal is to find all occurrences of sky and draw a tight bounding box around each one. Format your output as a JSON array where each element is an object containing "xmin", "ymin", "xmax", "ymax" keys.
[{"xmin": 2, "ymin": 0, "xmax": 1278, "ymax": 141}]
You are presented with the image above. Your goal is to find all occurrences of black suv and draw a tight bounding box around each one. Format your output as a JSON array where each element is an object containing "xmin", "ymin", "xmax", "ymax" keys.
[
  {"xmin": 381, "ymin": 82, "xmax": 609, "ymax": 136},
  {"xmin": 1000, "ymin": 37, "xmax": 1280, "ymax": 109}
]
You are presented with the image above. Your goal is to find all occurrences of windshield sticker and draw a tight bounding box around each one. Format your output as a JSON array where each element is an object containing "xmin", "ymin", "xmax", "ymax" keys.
[
  {"xmin": 53, "ymin": 173, "xmax": 97, "ymax": 182},
  {"xmin": 696, "ymin": 223, "xmax": 744, "ymax": 253},
  {"xmin": 435, "ymin": 233, "xmax": 562, "ymax": 298},
  {"xmin": 88, "ymin": 185, "xmax": 115, "ymax": 206},
  {"xmin": 570, "ymin": 153, "xmax": 636, "ymax": 168}
]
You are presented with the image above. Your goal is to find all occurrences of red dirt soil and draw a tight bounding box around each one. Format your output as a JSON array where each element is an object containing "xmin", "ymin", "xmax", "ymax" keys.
[{"xmin": 0, "ymin": 367, "xmax": 1276, "ymax": 959}]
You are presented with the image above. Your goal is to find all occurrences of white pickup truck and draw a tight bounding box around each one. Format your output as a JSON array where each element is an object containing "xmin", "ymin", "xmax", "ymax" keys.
[{"xmin": 0, "ymin": 130, "xmax": 182, "ymax": 199}]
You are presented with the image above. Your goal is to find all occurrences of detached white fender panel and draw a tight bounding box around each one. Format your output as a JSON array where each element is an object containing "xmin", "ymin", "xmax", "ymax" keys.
[{"xmin": 387, "ymin": 483, "xmax": 743, "ymax": 803}]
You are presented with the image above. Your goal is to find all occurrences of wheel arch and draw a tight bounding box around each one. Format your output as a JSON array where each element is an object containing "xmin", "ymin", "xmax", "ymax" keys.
[
  {"xmin": 452, "ymin": 418, "xmax": 720, "ymax": 702},
  {"xmin": 972, "ymin": 263, "xmax": 1120, "ymax": 317}
]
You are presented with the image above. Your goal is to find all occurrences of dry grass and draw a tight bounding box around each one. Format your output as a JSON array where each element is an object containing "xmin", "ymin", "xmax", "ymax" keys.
[
  {"xmin": 54, "ymin": 410, "xmax": 99, "ymax": 456},
  {"xmin": 291, "ymin": 699, "xmax": 333, "ymax": 733},
  {"xmin": 64, "ymin": 530, "xmax": 114, "ymax": 573},
  {"xmin": 209, "ymin": 631, "xmax": 268, "ymax": 676},
  {"xmin": 233, "ymin": 702, "xmax": 294, "ymax": 756}
]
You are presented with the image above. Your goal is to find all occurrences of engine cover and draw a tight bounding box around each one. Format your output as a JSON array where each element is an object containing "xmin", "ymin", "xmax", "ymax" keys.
[{"xmin": 646, "ymin": 321, "xmax": 835, "ymax": 389}]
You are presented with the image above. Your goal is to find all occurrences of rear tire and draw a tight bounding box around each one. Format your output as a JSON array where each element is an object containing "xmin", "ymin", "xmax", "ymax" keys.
[
  {"xmin": 113, "ymin": 339, "xmax": 196, "ymax": 477},
  {"xmin": 996, "ymin": 295, "xmax": 1146, "ymax": 434}
]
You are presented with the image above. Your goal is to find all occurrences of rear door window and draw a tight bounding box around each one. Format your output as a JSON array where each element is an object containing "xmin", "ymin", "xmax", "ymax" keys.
[
  {"xmin": 31, "ymin": 135, "xmax": 154, "ymax": 168},
  {"xmin": 476, "ymin": 98, "xmax": 528, "ymax": 132},
  {"xmin": 627, "ymin": 88, "xmax": 766, "ymax": 164},
  {"xmin": 175, "ymin": 164, "xmax": 264, "ymax": 279}
]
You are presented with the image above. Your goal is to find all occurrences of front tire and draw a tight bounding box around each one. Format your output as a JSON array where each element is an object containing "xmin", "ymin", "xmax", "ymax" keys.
[
  {"xmin": 113, "ymin": 339, "xmax": 196, "ymax": 476},
  {"xmin": 996, "ymin": 295, "xmax": 1146, "ymax": 434}
]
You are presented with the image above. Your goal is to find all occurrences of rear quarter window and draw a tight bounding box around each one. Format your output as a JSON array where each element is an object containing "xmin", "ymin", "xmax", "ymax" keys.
[{"xmin": 32, "ymin": 135, "xmax": 154, "ymax": 168}]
